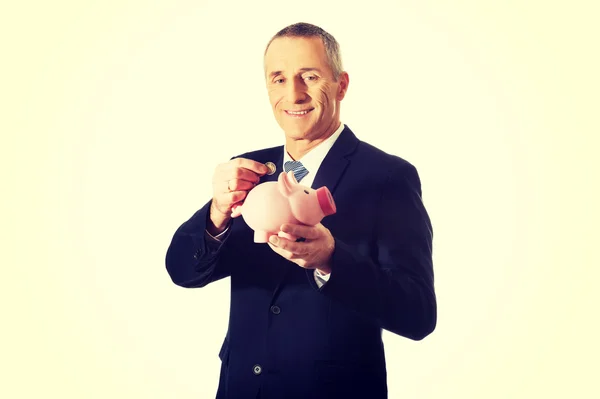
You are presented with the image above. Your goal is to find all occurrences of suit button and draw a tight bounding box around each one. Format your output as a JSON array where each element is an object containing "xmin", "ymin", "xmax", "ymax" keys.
[
  {"xmin": 270, "ymin": 305, "xmax": 281, "ymax": 314},
  {"xmin": 193, "ymin": 248, "xmax": 203, "ymax": 259},
  {"xmin": 253, "ymin": 364, "xmax": 262, "ymax": 375}
]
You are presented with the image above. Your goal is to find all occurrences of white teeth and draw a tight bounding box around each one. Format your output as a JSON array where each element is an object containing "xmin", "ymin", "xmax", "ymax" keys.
[{"xmin": 287, "ymin": 110, "xmax": 309, "ymax": 115}]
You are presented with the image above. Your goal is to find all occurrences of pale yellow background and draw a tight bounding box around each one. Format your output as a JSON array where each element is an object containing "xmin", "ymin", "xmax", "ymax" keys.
[{"xmin": 2, "ymin": 1, "xmax": 598, "ymax": 398}]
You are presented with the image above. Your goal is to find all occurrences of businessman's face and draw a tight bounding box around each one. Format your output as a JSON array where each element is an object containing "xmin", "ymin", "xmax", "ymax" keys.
[{"xmin": 264, "ymin": 36, "xmax": 349, "ymax": 142}]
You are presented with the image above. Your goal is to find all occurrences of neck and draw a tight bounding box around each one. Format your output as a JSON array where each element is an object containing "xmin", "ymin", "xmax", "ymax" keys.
[{"xmin": 286, "ymin": 120, "xmax": 341, "ymax": 160}]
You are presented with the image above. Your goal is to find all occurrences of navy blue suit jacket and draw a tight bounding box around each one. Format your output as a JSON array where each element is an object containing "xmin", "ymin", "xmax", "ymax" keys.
[{"xmin": 165, "ymin": 126, "xmax": 436, "ymax": 399}]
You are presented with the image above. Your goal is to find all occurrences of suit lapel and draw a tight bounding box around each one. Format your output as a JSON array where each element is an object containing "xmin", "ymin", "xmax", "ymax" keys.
[{"xmin": 311, "ymin": 126, "xmax": 360, "ymax": 195}]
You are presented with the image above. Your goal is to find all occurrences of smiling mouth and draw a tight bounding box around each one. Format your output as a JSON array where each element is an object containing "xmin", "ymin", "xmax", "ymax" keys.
[{"xmin": 285, "ymin": 109, "xmax": 313, "ymax": 117}]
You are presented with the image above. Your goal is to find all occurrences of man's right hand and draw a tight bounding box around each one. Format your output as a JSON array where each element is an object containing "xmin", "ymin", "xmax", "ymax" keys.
[{"xmin": 208, "ymin": 158, "xmax": 269, "ymax": 235}]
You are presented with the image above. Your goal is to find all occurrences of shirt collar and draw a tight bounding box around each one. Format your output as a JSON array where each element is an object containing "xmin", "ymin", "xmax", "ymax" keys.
[{"xmin": 283, "ymin": 122, "xmax": 345, "ymax": 174}]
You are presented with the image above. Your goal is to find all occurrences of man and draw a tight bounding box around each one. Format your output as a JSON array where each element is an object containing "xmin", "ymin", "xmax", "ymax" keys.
[{"xmin": 165, "ymin": 22, "xmax": 436, "ymax": 399}]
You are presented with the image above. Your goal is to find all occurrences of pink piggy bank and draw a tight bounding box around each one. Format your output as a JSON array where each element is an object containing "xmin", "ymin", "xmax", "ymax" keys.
[{"xmin": 230, "ymin": 170, "xmax": 337, "ymax": 243}]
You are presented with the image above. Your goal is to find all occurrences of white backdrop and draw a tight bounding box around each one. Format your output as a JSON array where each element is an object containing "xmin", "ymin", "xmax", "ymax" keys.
[{"xmin": 2, "ymin": 1, "xmax": 599, "ymax": 398}]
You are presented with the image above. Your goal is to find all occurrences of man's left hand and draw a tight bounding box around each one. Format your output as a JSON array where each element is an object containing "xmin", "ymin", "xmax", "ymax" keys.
[{"xmin": 268, "ymin": 223, "xmax": 335, "ymax": 274}]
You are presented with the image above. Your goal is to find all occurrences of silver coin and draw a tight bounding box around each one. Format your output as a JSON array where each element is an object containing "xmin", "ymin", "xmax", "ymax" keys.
[{"xmin": 265, "ymin": 162, "xmax": 276, "ymax": 175}]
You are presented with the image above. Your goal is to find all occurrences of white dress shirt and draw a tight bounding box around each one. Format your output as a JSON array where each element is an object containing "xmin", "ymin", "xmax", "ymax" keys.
[{"xmin": 207, "ymin": 122, "xmax": 346, "ymax": 288}]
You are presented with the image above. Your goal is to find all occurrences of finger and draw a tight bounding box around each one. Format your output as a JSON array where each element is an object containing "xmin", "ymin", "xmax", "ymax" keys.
[
  {"xmin": 232, "ymin": 167, "xmax": 264, "ymax": 184},
  {"xmin": 268, "ymin": 244, "xmax": 311, "ymax": 268},
  {"xmin": 268, "ymin": 243, "xmax": 308, "ymax": 262},
  {"xmin": 216, "ymin": 166, "xmax": 260, "ymax": 186},
  {"xmin": 226, "ymin": 178, "xmax": 256, "ymax": 192},
  {"xmin": 280, "ymin": 223, "xmax": 321, "ymax": 240},
  {"xmin": 228, "ymin": 190, "xmax": 248, "ymax": 204},
  {"xmin": 269, "ymin": 235, "xmax": 309, "ymax": 255},
  {"xmin": 231, "ymin": 158, "xmax": 270, "ymax": 176},
  {"xmin": 214, "ymin": 191, "xmax": 247, "ymax": 209},
  {"xmin": 214, "ymin": 162, "xmax": 263, "ymax": 185},
  {"xmin": 268, "ymin": 243, "xmax": 295, "ymax": 260}
]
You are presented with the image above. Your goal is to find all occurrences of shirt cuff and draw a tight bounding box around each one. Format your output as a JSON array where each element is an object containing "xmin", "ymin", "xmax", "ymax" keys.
[
  {"xmin": 205, "ymin": 225, "xmax": 230, "ymax": 243},
  {"xmin": 314, "ymin": 268, "xmax": 331, "ymax": 288}
]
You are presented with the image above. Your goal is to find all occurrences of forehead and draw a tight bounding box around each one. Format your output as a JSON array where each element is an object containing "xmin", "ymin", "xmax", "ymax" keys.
[{"xmin": 264, "ymin": 36, "xmax": 330, "ymax": 74}]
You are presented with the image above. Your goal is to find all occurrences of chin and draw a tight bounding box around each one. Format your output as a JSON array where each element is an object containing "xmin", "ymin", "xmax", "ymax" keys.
[
  {"xmin": 276, "ymin": 120, "xmax": 310, "ymax": 138},
  {"xmin": 284, "ymin": 126, "xmax": 315, "ymax": 140}
]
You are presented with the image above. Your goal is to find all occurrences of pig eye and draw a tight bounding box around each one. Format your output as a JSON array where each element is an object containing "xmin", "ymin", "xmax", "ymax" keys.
[{"xmin": 303, "ymin": 190, "xmax": 309, "ymax": 194}]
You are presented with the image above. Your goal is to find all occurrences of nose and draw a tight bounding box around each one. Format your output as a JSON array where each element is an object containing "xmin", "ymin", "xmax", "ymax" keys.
[{"xmin": 286, "ymin": 77, "xmax": 308, "ymax": 103}]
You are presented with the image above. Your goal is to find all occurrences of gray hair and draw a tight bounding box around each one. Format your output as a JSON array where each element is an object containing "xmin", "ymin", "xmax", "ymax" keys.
[{"xmin": 264, "ymin": 22, "xmax": 344, "ymax": 81}]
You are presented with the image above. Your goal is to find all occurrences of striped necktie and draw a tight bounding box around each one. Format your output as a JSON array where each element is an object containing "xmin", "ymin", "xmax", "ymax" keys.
[{"xmin": 284, "ymin": 160, "xmax": 309, "ymax": 182}]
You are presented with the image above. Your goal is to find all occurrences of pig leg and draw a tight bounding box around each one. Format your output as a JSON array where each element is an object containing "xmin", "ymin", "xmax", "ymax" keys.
[
  {"xmin": 231, "ymin": 204, "xmax": 243, "ymax": 218},
  {"xmin": 254, "ymin": 230, "xmax": 270, "ymax": 243}
]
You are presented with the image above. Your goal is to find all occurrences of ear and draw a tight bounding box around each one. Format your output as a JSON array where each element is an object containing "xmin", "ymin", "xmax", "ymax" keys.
[
  {"xmin": 277, "ymin": 171, "xmax": 292, "ymax": 197},
  {"xmin": 336, "ymin": 71, "xmax": 349, "ymax": 101}
]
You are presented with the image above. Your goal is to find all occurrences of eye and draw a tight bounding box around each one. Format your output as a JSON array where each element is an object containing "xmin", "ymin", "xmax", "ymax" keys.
[
  {"xmin": 274, "ymin": 78, "xmax": 284, "ymax": 84},
  {"xmin": 304, "ymin": 190, "xmax": 309, "ymax": 194},
  {"xmin": 304, "ymin": 75, "xmax": 317, "ymax": 81}
]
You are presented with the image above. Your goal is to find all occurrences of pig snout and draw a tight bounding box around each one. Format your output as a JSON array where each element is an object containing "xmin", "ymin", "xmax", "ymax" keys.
[
  {"xmin": 316, "ymin": 187, "xmax": 336, "ymax": 216},
  {"xmin": 288, "ymin": 186, "xmax": 337, "ymax": 226}
]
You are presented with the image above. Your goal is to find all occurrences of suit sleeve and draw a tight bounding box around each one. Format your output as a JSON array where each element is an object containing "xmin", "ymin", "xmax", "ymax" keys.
[
  {"xmin": 165, "ymin": 199, "xmax": 233, "ymax": 288},
  {"xmin": 321, "ymin": 163, "xmax": 436, "ymax": 340},
  {"xmin": 165, "ymin": 153, "xmax": 250, "ymax": 288}
]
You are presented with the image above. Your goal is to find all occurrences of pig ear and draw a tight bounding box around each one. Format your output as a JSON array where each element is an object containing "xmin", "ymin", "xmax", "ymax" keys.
[
  {"xmin": 287, "ymin": 170, "xmax": 298, "ymax": 185},
  {"xmin": 277, "ymin": 171, "xmax": 292, "ymax": 197}
]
